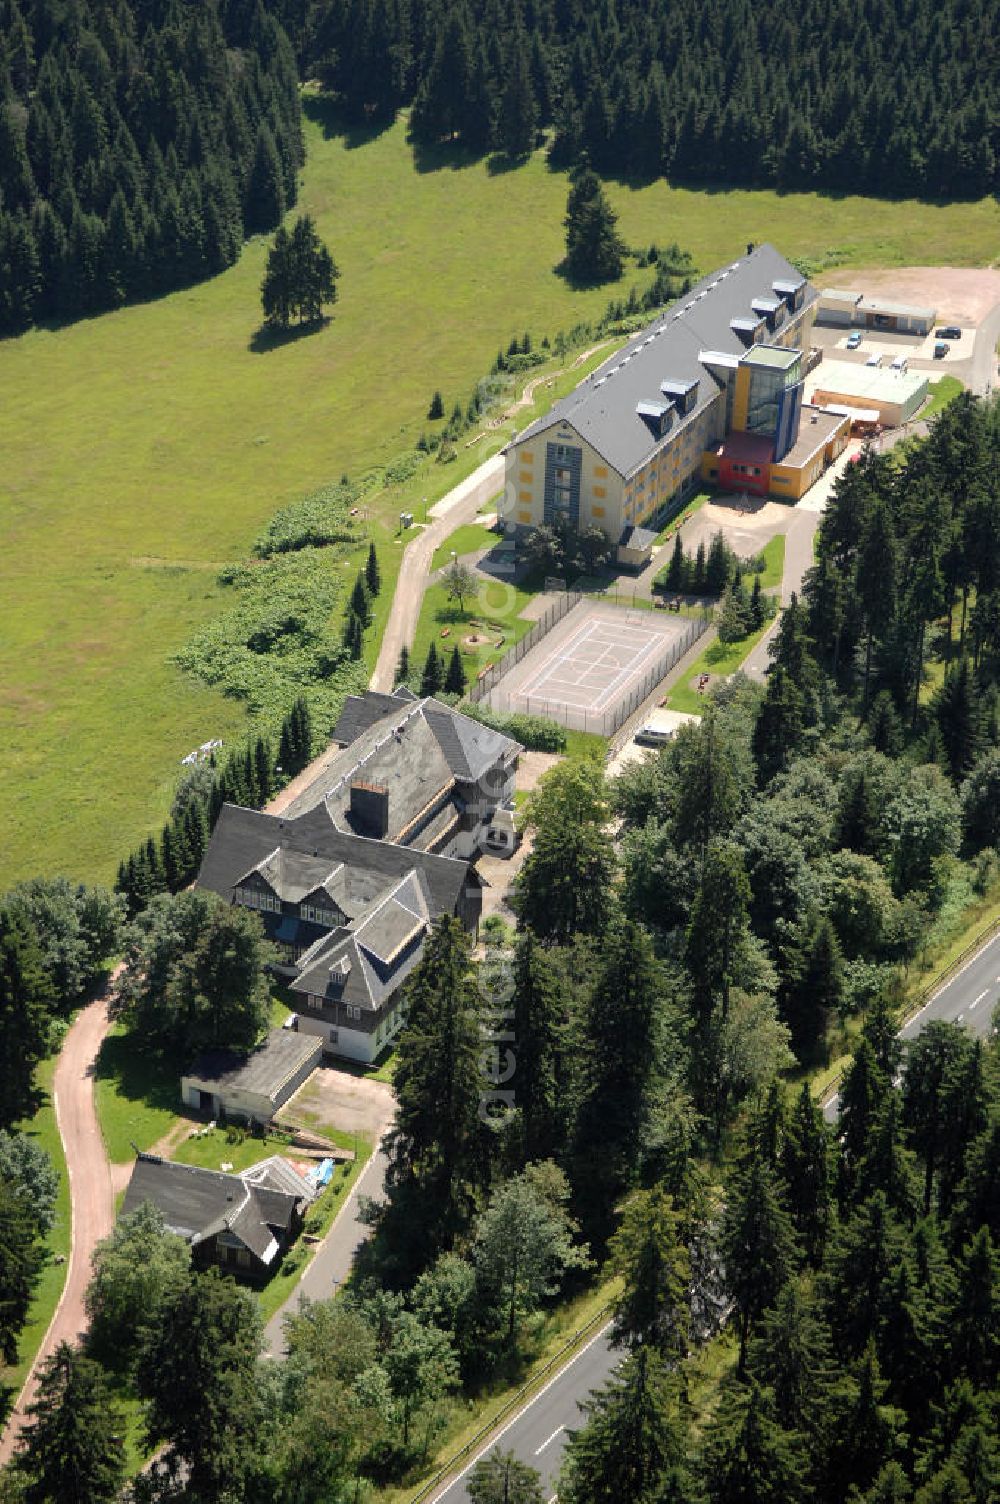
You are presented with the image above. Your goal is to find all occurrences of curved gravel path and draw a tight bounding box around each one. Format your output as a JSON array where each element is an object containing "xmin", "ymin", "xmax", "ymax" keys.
[{"xmin": 0, "ymin": 991, "xmax": 116, "ymax": 1463}]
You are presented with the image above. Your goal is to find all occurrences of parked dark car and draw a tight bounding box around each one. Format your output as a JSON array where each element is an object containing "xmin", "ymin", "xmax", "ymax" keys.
[{"xmin": 936, "ymin": 326, "xmax": 961, "ymax": 339}]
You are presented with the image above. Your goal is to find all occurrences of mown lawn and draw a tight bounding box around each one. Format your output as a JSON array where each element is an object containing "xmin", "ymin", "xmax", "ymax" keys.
[
  {"xmin": 430, "ymin": 522, "xmax": 503, "ymax": 572},
  {"xmin": 2, "ymin": 101, "xmax": 997, "ymax": 889},
  {"xmin": 757, "ymin": 534, "xmax": 786, "ymax": 591},
  {"xmin": 665, "ymin": 620, "xmax": 771, "ymax": 715},
  {"xmin": 408, "ymin": 576, "xmax": 539, "ymax": 688},
  {"xmin": 922, "ymin": 374, "xmax": 964, "ymax": 420},
  {"xmin": 92, "ymin": 1026, "xmax": 182, "ymax": 1166}
]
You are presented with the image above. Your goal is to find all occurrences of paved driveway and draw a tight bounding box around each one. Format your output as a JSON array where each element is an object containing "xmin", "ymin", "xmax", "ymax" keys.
[
  {"xmin": 279, "ymin": 1064, "xmax": 395, "ymax": 1142},
  {"xmin": 0, "ymin": 992, "xmax": 116, "ymax": 1464}
]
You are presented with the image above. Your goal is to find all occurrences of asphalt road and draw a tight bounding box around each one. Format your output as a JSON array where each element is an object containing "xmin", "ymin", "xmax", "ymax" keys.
[
  {"xmin": 429, "ymin": 1325, "xmax": 621, "ymax": 1503},
  {"xmin": 899, "ymin": 929, "xmax": 1000, "ymax": 1045},
  {"xmin": 263, "ymin": 1139, "xmax": 390, "ymax": 1356},
  {"xmin": 824, "ymin": 928, "xmax": 1000, "ymax": 1123}
]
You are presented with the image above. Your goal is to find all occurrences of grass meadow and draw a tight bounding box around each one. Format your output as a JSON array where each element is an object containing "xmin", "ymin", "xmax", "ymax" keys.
[{"xmin": 2, "ymin": 102, "xmax": 997, "ymax": 888}]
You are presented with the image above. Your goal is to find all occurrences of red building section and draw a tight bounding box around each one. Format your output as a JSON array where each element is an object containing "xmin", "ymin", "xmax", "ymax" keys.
[{"xmin": 705, "ymin": 432, "xmax": 776, "ymax": 496}]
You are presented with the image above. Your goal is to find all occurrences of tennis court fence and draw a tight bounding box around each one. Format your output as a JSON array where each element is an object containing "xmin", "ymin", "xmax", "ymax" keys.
[
  {"xmin": 475, "ymin": 610, "xmax": 710, "ymax": 738},
  {"xmin": 469, "ymin": 591, "xmax": 583, "ymax": 704}
]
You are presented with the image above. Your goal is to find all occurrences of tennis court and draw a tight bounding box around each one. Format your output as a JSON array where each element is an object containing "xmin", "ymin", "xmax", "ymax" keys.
[{"xmin": 484, "ymin": 601, "xmax": 704, "ymax": 736}]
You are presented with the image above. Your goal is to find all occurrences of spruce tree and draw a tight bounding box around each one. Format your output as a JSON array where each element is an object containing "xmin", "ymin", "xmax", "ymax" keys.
[
  {"xmin": 253, "ymin": 736, "xmax": 272, "ymax": 806},
  {"xmin": 721, "ymin": 1150, "xmax": 799, "ymax": 1372},
  {"xmin": 421, "ymin": 641, "xmax": 443, "ymax": 696},
  {"xmin": 395, "ymin": 644, "xmax": 411, "ymax": 685},
  {"xmin": 292, "ymin": 696, "xmax": 312, "ymax": 770},
  {"xmin": 350, "ymin": 570, "xmax": 372, "ymax": 628},
  {"xmin": 702, "ymin": 1378, "xmax": 806, "ymax": 1504},
  {"xmin": 0, "ymin": 1173, "xmax": 45, "ymax": 1362},
  {"xmin": 559, "ymin": 1347, "xmax": 689, "ymax": 1504},
  {"xmin": 693, "ymin": 539, "xmax": 707, "ymax": 593},
  {"xmin": 607, "ymin": 1186, "xmax": 691, "ymax": 1359},
  {"xmin": 497, "ymin": 30, "xmax": 538, "ymax": 159},
  {"xmin": 868, "ymin": 691, "xmax": 904, "ymax": 757},
  {"xmin": 289, "ymin": 213, "xmax": 337, "ymax": 323},
  {"xmin": 781, "ymin": 1083, "xmax": 832, "ymax": 1265},
  {"xmin": 935, "ymin": 658, "xmax": 984, "ymax": 784},
  {"xmin": 245, "ymin": 124, "xmax": 285, "ymax": 234},
  {"xmin": 562, "ymin": 164, "xmax": 626, "ymax": 285},
  {"xmin": 18, "ymin": 1342, "xmax": 125, "ymax": 1504},
  {"xmin": 428, "ymin": 391, "xmax": 445, "ymax": 419},
  {"xmin": 574, "ymin": 916, "xmax": 667, "ymax": 1238},
  {"xmin": 510, "ymin": 929, "xmax": 568, "ymax": 1163},
  {"xmin": 705, "ymin": 530, "xmax": 730, "ymax": 596},
  {"xmin": 260, "ymin": 222, "xmax": 293, "ymax": 329},
  {"xmin": 666, "ymin": 532, "xmax": 685, "ymax": 592},
  {"xmin": 749, "ymin": 572, "xmax": 765, "ymax": 629},
  {"xmin": 444, "ymin": 645, "xmax": 467, "ymax": 695},
  {"xmin": 388, "ymin": 917, "xmax": 485, "ymax": 1252}
]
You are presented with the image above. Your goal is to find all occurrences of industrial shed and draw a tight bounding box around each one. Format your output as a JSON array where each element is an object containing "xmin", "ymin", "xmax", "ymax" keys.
[
  {"xmin": 181, "ymin": 1028, "xmax": 322, "ymax": 1125},
  {"xmin": 812, "ymin": 361, "xmax": 928, "ymax": 428},
  {"xmin": 815, "ymin": 290, "xmax": 937, "ymax": 336}
]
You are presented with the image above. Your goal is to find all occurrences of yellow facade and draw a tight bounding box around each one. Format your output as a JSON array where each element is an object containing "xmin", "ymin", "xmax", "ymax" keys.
[
  {"xmin": 502, "ymin": 266, "xmax": 820, "ymax": 537},
  {"xmin": 732, "ymin": 365, "xmax": 751, "ymax": 433}
]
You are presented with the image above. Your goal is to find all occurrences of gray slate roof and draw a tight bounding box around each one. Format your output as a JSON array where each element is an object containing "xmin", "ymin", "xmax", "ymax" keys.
[
  {"xmin": 198, "ymin": 803, "xmax": 476, "ymax": 923},
  {"xmin": 121, "ymin": 1154, "xmax": 313, "ymax": 1265},
  {"xmin": 277, "ymin": 692, "xmax": 518, "ymax": 846},
  {"xmin": 515, "ymin": 243, "xmax": 815, "ymax": 478},
  {"xmin": 292, "ymin": 868, "xmax": 432, "ymax": 1011},
  {"xmin": 182, "ymin": 1028, "xmax": 321, "ymax": 1102},
  {"xmin": 619, "ymin": 525, "xmax": 657, "ymax": 549}
]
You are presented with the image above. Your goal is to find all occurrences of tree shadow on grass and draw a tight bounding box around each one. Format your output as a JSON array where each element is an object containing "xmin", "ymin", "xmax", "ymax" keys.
[
  {"xmin": 92, "ymin": 1032, "xmax": 181, "ymax": 1131},
  {"xmin": 300, "ymin": 92, "xmax": 395, "ymax": 150},
  {"xmin": 248, "ymin": 316, "xmax": 331, "ymax": 355}
]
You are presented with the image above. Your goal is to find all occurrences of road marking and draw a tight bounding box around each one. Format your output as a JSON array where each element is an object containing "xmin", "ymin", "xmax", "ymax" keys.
[
  {"xmin": 957, "ymin": 1012, "xmax": 965, "ymax": 1022},
  {"xmin": 426, "ymin": 1322, "xmax": 615, "ymax": 1502},
  {"xmin": 971, "ymin": 991, "xmax": 989, "ymax": 1010},
  {"xmin": 535, "ymin": 1427, "xmax": 565, "ymax": 1456}
]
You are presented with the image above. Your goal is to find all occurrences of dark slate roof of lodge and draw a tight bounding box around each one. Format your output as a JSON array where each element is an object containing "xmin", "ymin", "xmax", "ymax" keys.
[
  {"xmin": 514, "ymin": 243, "xmax": 815, "ymax": 479},
  {"xmin": 182, "ymin": 1028, "xmax": 320, "ymax": 1100},
  {"xmin": 283, "ymin": 691, "xmax": 517, "ymax": 821},
  {"xmin": 121, "ymin": 1154, "xmax": 313, "ymax": 1264},
  {"xmin": 292, "ymin": 869, "xmax": 432, "ymax": 1011},
  {"xmin": 198, "ymin": 803, "xmax": 477, "ymax": 922}
]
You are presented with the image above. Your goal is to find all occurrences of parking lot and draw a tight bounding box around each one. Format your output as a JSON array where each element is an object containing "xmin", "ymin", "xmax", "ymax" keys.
[{"xmin": 810, "ymin": 321, "xmax": 968, "ymax": 368}]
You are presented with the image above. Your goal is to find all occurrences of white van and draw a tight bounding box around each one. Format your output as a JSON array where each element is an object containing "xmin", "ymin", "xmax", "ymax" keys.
[
  {"xmin": 865, "ymin": 353, "xmax": 882, "ymax": 368},
  {"xmin": 891, "ymin": 355, "xmax": 908, "ymax": 373}
]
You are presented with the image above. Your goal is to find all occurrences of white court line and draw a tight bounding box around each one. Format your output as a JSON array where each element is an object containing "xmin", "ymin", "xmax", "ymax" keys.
[
  {"xmin": 535, "ymin": 1427, "xmax": 566, "ymax": 1455},
  {"xmin": 517, "ymin": 618, "xmax": 670, "ymax": 712}
]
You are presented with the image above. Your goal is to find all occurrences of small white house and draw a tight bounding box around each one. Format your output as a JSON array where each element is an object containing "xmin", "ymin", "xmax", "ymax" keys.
[{"xmin": 181, "ymin": 1029, "xmax": 323, "ymax": 1125}]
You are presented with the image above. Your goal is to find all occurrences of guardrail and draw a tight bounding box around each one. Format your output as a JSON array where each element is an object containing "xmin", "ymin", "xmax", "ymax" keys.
[
  {"xmin": 819, "ymin": 911, "xmax": 1000, "ymax": 1107},
  {"xmin": 406, "ymin": 1304, "xmax": 612, "ymax": 1503}
]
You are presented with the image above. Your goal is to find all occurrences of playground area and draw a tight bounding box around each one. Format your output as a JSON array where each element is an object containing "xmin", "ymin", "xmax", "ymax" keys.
[{"xmin": 483, "ymin": 601, "xmax": 705, "ymax": 736}]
